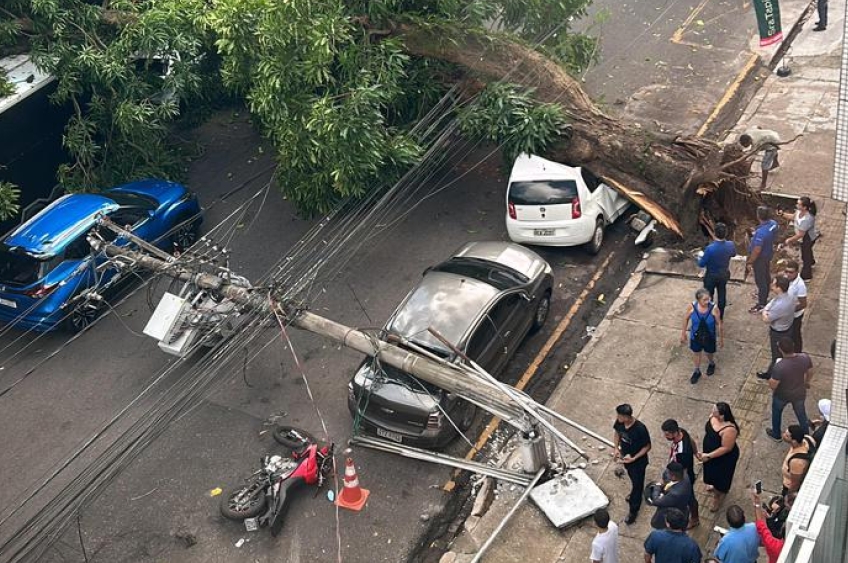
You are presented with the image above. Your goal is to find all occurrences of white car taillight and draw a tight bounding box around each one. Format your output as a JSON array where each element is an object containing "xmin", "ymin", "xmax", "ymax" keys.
[
  {"xmin": 508, "ymin": 201, "xmax": 516, "ymax": 220},
  {"xmin": 571, "ymin": 197, "xmax": 582, "ymax": 219}
]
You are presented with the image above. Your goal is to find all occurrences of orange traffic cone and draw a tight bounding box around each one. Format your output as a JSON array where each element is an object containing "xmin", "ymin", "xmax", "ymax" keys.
[{"xmin": 336, "ymin": 457, "xmax": 370, "ymax": 511}]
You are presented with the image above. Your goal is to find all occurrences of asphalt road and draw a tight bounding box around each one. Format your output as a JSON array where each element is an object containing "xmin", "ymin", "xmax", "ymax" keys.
[
  {"xmin": 0, "ymin": 0, "xmax": 776, "ymax": 561},
  {"xmin": 0, "ymin": 114, "xmax": 639, "ymax": 563}
]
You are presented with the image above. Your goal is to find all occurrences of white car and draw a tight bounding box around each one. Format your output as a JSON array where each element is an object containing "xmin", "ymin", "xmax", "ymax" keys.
[{"xmin": 505, "ymin": 154, "xmax": 631, "ymax": 254}]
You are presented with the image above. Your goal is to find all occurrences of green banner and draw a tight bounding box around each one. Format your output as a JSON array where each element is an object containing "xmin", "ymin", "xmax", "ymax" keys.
[{"xmin": 753, "ymin": 0, "xmax": 783, "ymax": 46}]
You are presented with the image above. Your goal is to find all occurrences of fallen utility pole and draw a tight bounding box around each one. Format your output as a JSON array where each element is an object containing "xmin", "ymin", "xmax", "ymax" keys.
[
  {"xmin": 351, "ymin": 435, "xmax": 532, "ymax": 486},
  {"xmin": 92, "ymin": 239, "xmax": 528, "ymax": 423}
]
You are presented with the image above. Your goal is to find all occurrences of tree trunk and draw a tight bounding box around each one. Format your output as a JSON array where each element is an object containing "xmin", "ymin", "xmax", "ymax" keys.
[{"xmin": 398, "ymin": 25, "xmax": 761, "ymax": 240}]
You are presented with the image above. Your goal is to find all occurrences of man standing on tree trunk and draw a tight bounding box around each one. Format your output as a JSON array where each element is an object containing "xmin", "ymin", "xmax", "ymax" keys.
[
  {"xmin": 739, "ymin": 129, "xmax": 781, "ymax": 191},
  {"xmin": 747, "ymin": 206, "xmax": 778, "ymax": 313}
]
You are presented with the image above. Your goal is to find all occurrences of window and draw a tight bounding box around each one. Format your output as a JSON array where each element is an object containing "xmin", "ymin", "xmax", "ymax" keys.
[
  {"xmin": 508, "ymin": 180, "xmax": 578, "ymax": 205},
  {"xmin": 581, "ymin": 167, "xmax": 602, "ymax": 192},
  {"xmin": 108, "ymin": 207, "xmax": 150, "ymax": 229},
  {"xmin": 63, "ymin": 236, "xmax": 91, "ymax": 261},
  {"xmin": 466, "ymin": 318, "xmax": 497, "ymax": 361},
  {"xmin": 487, "ymin": 294, "xmax": 522, "ymax": 331}
]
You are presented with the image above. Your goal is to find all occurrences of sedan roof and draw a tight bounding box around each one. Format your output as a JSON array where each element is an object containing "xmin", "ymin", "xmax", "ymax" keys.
[
  {"xmin": 452, "ymin": 240, "xmax": 543, "ymax": 280},
  {"xmin": 387, "ymin": 270, "xmax": 499, "ymax": 356},
  {"xmin": 3, "ymin": 193, "xmax": 119, "ymax": 257}
]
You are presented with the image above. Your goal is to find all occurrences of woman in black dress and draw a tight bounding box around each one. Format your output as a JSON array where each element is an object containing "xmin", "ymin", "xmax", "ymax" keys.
[{"xmin": 697, "ymin": 402, "xmax": 740, "ymax": 511}]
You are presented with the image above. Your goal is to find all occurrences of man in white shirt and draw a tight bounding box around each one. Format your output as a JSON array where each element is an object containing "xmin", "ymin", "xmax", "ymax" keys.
[
  {"xmin": 739, "ymin": 129, "xmax": 781, "ymax": 190},
  {"xmin": 590, "ymin": 508, "xmax": 619, "ymax": 563},
  {"xmin": 782, "ymin": 260, "xmax": 808, "ymax": 352}
]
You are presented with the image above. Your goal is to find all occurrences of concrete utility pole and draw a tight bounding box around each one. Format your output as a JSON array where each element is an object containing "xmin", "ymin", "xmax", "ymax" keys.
[{"xmin": 94, "ymin": 240, "xmax": 527, "ymax": 423}]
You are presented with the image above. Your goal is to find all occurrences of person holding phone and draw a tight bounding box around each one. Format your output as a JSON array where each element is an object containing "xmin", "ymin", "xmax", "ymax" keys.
[{"xmin": 751, "ymin": 489, "xmax": 785, "ymax": 563}]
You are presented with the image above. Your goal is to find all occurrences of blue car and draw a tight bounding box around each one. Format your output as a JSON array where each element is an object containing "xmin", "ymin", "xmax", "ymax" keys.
[{"xmin": 0, "ymin": 179, "xmax": 202, "ymax": 332}]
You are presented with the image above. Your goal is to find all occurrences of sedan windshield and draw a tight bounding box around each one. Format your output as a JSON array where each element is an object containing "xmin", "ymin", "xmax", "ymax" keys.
[
  {"xmin": 508, "ymin": 180, "xmax": 578, "ymax": 205},
  {"xmin": 431, "ymin": 258, "xmax": 528, "ymax": 290}
]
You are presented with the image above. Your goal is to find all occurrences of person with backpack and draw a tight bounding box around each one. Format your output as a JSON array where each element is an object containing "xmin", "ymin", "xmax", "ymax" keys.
[
  {"xmin": 764, "ymin": 336, "xmax": 813, "ymax": 442},
  {"xmin": 782, "ymin": 425, "xmax": 813, "ymax": 494},
  {"xmin": 680, "ymin": 288, "xmax": 723, "ymax": 384}
]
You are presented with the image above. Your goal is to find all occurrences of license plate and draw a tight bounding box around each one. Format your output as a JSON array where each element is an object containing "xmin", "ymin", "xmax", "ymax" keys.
[
  {"xmin": 376, "ymin": 427, "xmax": 403, "ymax": 443},
  {"xmin": 244, "ymin": 517, "xmax": 259, "ymax": 532},
  {"xmin": 0, "ymin": 298, "xmax": 16, "ymax": 309},
  {"xmin": 533, "ymin": 229, "xmax": 555, "ymax": 236}
]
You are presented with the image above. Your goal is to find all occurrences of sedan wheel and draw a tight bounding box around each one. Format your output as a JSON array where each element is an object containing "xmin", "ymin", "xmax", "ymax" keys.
[{"xmin": 531, "ymin": 293, "xmax": 551, "ymax": 332}]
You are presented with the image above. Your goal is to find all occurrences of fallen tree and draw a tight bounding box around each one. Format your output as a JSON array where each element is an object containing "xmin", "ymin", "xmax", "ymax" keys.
[
  {"xmin": 0, "ymin": 1, "xmax": 768, "ymax": 239},
  {"xmin": 398, "ymin": 25, "xmax": 765, "ymax": 239}
]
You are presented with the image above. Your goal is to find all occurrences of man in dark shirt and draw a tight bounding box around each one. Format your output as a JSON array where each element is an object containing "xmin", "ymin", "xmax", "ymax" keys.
[
  {"xmin": 643, "ymin": 508, "xmax": 702, "ymax": 563},
  {"xmin": 766, "ymin": 336, "xmax": 812, "ymax": 441},
  {"xmin": 613, "ymin": 403, "xmax": 652, "ymax": 524},
  {"xmin": 698, "ymin": 222, "xmax": 736, "ymax": 320},
  {"xmin": 647, "ymin": 462, "xmax": 693, "ymax": 530},
  {"xmin": 662, "ymin": 419, "xmax": 699, "ymax": 527},
  {"xmin": 746, "ymin": 206, "xmax": 778, "ymax": 312}
]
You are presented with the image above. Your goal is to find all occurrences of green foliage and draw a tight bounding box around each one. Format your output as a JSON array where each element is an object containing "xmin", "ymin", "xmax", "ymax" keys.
[
  {"xmin": 458, "ymin": 83, "xmax": 570, "ymax": 164},
  {"xmin": 0, "ymin": 70, "xmax": 13, "ymax": 98},
  {"xmin": 0, "ymin": 182, "xmax": 21, "ymax": 220},
  {"xmin": 206, "ymin": 0, "xmax": 425, "ymax": 214},
  {"xmin": 1, "ymin": 0, "xmax": 598, "ymax": 215}
]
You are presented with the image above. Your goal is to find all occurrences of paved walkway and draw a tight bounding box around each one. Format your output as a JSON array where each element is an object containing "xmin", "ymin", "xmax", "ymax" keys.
[{"xmin": 442, "ymin": 2, "xmax": 846, "ymax": 562}]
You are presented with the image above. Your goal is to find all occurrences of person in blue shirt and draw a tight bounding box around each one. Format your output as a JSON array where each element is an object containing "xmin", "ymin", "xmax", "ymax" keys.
[
  {"xmin": 699, "ymin": 222, "xmax": 736, "ymax": 320},
  {"xmin": 644, "ymin": 508, "xmax": 702, "ymax": 563},
  {"xmin": 714, "ymin": 505, "xmax": 760, "ymax": 563},
  {"xmin": 746, "ymin": 206, "xmax": 778, "ymax": 313}
]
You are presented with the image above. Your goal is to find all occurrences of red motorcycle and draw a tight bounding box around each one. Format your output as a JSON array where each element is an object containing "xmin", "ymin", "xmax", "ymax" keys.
[{"xmin": 220, "ymin": 426, "xmax": 334, "ymax": 536}]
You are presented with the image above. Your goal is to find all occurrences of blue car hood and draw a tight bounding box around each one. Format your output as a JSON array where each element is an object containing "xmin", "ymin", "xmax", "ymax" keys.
[{"xmin": 4, "ymin": 194, "xmax": 119, "ymax": 257}]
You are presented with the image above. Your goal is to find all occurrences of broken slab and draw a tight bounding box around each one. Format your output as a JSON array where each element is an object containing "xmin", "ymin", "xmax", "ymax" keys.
[{"xmin": 644, "ymin": 248, "xmax": 747, "ymax": 281}]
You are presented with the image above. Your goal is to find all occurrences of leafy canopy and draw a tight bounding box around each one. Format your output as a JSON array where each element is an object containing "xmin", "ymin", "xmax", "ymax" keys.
[{"xmin": 1, "ymin": 0, "xmax": 597, "ymax": 216}]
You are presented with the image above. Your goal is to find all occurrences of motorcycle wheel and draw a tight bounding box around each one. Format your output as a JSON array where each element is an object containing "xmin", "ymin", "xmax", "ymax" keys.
[
  {"xmin": 272, "ymin": 425, "xmax": 316, "ymax": 449},
  {"xmin": 220, "ymin": 481, "xmax": 267, "ymax": 520}
]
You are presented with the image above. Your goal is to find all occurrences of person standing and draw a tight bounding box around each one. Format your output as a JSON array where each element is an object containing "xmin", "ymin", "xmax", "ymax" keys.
[
  {"xmin": 613, "ymin": 403, "xmax": 652, "ymax": 525},
  {"xmin": 810, "ymin": 398, "xmax": 831, "ymax": 446},
  {"xmin": 781, "ymin": 198, "xmax": 819, "ymax": 280},
  {"xmin": 813, "ymin": 0, "xmax": 828, "ymax": 30},
  {"xmin": 751, "ymin": 490, "xmax": 785, "ymax": 563},
  {"xmin": 643, "ymin": 508, "xmax": 702, "ymax": 563},
  {"xmin": 739, "ymin": 130, "xmax": 781, "ymax": 190},
  {"xmin": 647, "ymin": 462, "xmax": 693, "ymax": 530},
  {"xmin": 662, "ymin": 419, "xmax": 700, "ymax": 528},
  {"xmin": 782, "ymin": 425, "xmax": 812, "ymax": 494},
  {"xmin": 699, "ymin": 222, "xmax": 736, "ymax": 320},
  {"xmin": 757, "ymin": 276, "xmax": 796, "ymax": 379},
  {"xmin": 781, "ymin": 260, "xmax": 808, "ymax": 352},
  {"xmin": 746, "ymin": 206, "xmax": 779, "ymax": 313},
  {"xmin": 698, "ymin": 402, "xmax": 740, "ymax": 512},
  {"xmin": 590, "ymin": 508, "xmax": 620, "ymax": 563},
  {"xmin": 680, "ymin": 288, "xmax": 723, "ymax": 384},
  {"xmin": 714, "ymin": 505, "xmax": 760, "ymax": 563},
  {"xmin": 764, "ymin": 336, "xmax": 812, "ymax": 441}
]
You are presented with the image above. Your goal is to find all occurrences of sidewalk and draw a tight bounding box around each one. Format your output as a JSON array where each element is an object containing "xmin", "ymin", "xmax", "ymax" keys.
[{"xmin": 440, "ymin": 4, "xmax": 846, "ymax": 563}]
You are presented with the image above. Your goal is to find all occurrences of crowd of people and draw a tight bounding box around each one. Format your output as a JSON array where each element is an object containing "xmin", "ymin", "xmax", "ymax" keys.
[{"xmin": 588, "ymin": 196, "xmax": 831, "ymax": 563}]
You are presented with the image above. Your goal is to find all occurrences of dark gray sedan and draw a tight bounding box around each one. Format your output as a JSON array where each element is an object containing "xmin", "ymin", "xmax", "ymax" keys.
[{"xmin": 347, "ymin": 241, "xmax": 554, "ymax": 448}]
